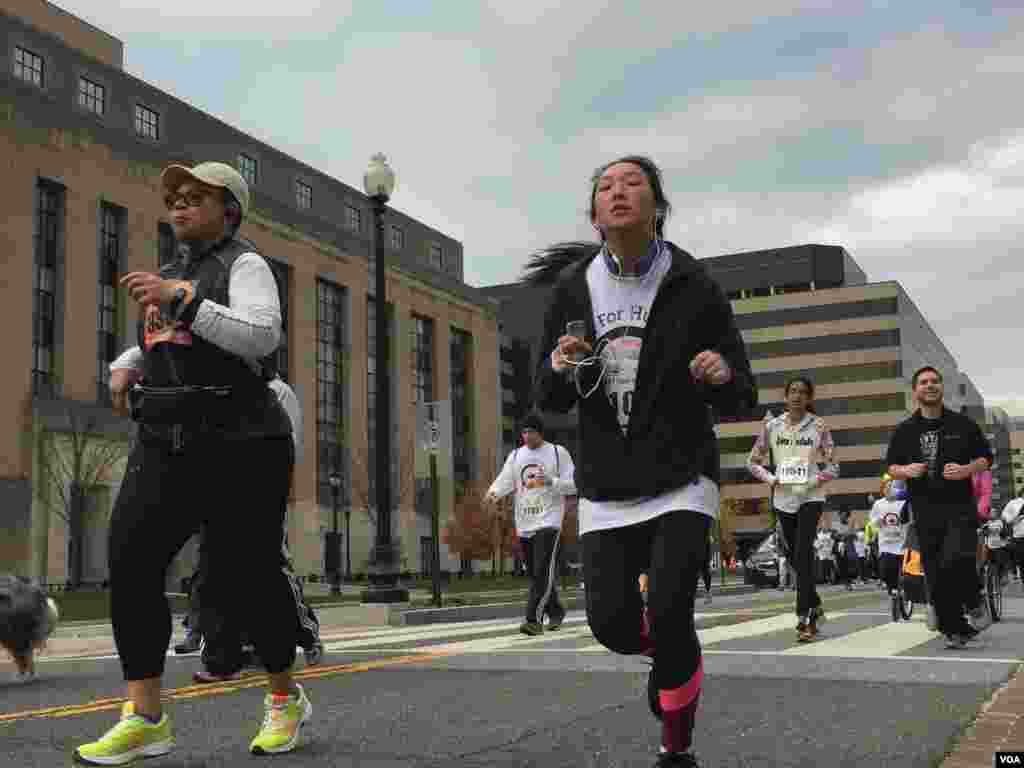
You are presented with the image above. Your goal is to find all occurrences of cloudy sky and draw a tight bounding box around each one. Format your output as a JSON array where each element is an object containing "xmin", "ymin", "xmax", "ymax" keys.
[{"xmin": 58, "ymin": 0, "xmax": 1023, "ymax": 407}]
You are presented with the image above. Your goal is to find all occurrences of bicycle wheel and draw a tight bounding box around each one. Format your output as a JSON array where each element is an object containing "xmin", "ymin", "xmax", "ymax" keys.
[
  {"xmin": 900, "ymin": 590, "xmax": 914, "ymax": 621},
  {"xmin": 987, "ymin": 563, "xmax": 1003, "ymax": 622}
]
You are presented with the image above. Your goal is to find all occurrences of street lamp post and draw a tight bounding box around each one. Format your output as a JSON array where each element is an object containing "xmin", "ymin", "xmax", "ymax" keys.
[
  {"xmin": 328, "ymin": 472, "xmax": 342, "ymax": 596},
  {"xmin": 362, "ymin": 153, "xmax": 409, "ymax": 603},
  {"xmin": 345, "ymin": 505, "xmax": 352, "ymax": 582}
]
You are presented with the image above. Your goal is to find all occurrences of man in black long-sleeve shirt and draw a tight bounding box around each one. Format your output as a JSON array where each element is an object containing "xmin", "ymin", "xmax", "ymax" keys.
[{"xmin": 885, "ymin": 366, "xmax": 992, "ymax": 648}]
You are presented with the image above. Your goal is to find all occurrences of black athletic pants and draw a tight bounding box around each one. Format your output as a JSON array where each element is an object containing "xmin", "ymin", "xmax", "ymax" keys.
[
  {"xmin": 523, "ymin": 528, "xmax": 565, "ymax": 624},
  {"xmin": 701, "ymin": 538, "xmax": 712, "ymax": 593},
  {"xmin": 879, "ymin": 552, "xmax": 902, "ymax": 593},
  {"xmin": 914, "ymin": 501, "xmax": 978, "ymax": 636},
  {"xmin": 777, "ymin": 502, "xmax": 823, "ymax": 619},
  {"xmin": 108, "ymin": 435, "xmax": 299, "ymax": 680}
]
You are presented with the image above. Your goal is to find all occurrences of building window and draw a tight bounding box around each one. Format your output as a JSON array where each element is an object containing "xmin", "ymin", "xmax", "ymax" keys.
[
  {"xmin": 411, "ymin": 315, "xmax": 434, "ymax": 404},
  {"xmin": 33, "ymin": 182, "xmax": 62, "ymax": 398},
  {"xmin": 14, "ymin": 47, "xmax": 43, "ymax": 87},
  {"xmin": 296, "ymin": 180, "xmax": 313, "ymax": 211},
  {"xmin": 317, "ymin": 280, "xmax": 346, "ymax": 510},
  {"xmin": 97, "ymin": 204, "xmax": 123, "ymax": 404},
  {"xmin": 158, "ymin": 222, "xmax": 176, "ymax": 267},
  {"xmin": 345, "ymin": 204, "xmax": 361, "ymax": 233},
  {"xmin": 429, "ymin": 242, "xmax": 443, "ymax": 270},
  {"xmin": 390, "ymin": 225, "xmax": 404, "ymax": 251},
  {"xmin": 134, "ymin": 104, "xmax": 160, "ymax": 140},
  {"xmin": 450, "ymin": 328, "xmax": 472, "ymax": 486},
  {"xmin": 268, "ymin": 260, "xmax": 291, "ymax": 383},
  {"xmin": 78, "ymin": 76, "xmax": 105, "ymax": 115},
  {"xmin": 238, "ymin": 154, "xmax": 258, "ymax": 186}
]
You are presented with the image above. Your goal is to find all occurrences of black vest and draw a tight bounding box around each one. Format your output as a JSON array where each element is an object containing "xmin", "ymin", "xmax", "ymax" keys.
[{"xmin": 137, "ymin": 236, "xmax": 289, "ymax": 440}]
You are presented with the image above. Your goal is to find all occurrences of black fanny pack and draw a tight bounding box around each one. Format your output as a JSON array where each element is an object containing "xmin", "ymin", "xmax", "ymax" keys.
[{"xmin": 129, "ymin": 385, "xmax": 236, "ymax": 425}]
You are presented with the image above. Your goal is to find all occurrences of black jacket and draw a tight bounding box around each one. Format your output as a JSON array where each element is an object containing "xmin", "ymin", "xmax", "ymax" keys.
[{"xmin": 533, "ymin": 243, "xmax": 757, "ymax": 501}]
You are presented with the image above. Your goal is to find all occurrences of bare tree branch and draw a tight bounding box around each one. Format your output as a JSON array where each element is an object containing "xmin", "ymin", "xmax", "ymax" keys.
[
  {"xmin": 347, "ymin": 430, "xmax": 419, "ymax": 529},
  {"xmin": 34, "ymin": 401, "xmax": 132, "ymax": 584}
]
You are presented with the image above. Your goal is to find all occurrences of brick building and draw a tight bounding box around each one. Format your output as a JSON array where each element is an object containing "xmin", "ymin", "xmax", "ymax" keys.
[{"xmin": 1, "ymin": 1, "xmax": 500, "ymax": 586}]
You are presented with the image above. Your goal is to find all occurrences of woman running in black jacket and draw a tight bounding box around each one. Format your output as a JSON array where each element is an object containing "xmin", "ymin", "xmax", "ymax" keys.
[{"xmin": 528, "ymin": 155, "xmax": 756, "ymax": 768}]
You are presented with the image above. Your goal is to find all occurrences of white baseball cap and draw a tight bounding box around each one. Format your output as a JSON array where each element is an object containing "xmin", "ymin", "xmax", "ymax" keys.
[{"xmin": 160, "ymin": 161, "xmax": 250, "ymax": 219}]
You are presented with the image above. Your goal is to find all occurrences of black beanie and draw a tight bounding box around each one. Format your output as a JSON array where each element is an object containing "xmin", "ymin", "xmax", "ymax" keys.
[{"xmin": 519, "ymin": 411, "xmax": 545, "ymax": 434}]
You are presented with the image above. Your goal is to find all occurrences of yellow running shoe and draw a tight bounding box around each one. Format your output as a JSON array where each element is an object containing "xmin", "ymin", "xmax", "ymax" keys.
[
  {"xmin": 249, "ymin": 683, "xmax": 312, "ymax": 755},
  {"xmin": 74, "ymin": 702, "xmax": 173, "ymax": 765}
]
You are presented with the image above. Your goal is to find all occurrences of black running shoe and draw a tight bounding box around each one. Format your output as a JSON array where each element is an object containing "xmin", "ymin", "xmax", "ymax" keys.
[
  {"xmin": 547, "ymin": 617, "xmax": 564, "ymax": 631},
  {"xmin": 655, "ymin": 750, "xmax": 699, "ymax": 767},
  {"xmin": 519, "ymin": 621, "xmax": 544, "ymax": 637}
]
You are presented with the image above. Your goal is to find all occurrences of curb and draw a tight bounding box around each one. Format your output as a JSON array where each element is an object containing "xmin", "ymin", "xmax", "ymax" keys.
[{"xmin": 49, "ymin": 584, "xmax": 759, "ymax": 636}]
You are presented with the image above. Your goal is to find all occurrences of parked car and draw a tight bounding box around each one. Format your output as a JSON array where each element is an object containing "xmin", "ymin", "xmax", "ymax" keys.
[{"xmin": 744, "ymin": 533, "xmax": 780, "ymax": 587}]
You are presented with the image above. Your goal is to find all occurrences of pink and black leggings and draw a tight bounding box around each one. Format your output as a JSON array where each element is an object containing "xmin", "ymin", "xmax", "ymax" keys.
[{"xmin": 581, "ymin": 509, "xmax": 709, "ymax": 754}]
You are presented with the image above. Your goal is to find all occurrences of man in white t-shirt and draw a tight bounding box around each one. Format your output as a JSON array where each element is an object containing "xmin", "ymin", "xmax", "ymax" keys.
[
  {"xmin": 870, "ymin": 479, "xmax": 909, "ymax": 595},
  {"xmin": 486, "ymin": 412, "xmax": 577, "ymax": 635}
]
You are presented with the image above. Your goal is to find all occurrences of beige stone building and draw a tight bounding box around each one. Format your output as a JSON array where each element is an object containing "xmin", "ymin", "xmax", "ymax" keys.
[{"xmin": 1, "ymin": 1, "xmax": 500, "ymax": 587}]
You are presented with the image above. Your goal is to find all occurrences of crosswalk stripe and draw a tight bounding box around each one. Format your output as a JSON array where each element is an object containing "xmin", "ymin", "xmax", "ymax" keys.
[
  {"xmin": 568, "ymin": 612, "xmax": 844, "ymax": 653},
  {"xmin": 322, "ymin": 616, "xmax": 589, "ymax": 652},
  {"xmin": 783, "ymin": 616, "xmax": 935, "ymax": 657}
]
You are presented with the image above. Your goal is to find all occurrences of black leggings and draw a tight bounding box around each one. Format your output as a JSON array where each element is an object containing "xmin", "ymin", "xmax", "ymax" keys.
[
  {"xmin": 777, "ymin": 503, "xmax": 823, "ymax": 618},
  {"xmin": 582, "ymin": 510, "xmax": 708, "ymax": 691},
  {"xmin": 108, "ymin": 435, "xmax": 299, "ymax": 681}
]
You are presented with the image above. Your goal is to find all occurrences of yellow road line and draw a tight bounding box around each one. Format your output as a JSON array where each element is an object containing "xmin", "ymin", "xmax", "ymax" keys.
[{"xmin": 0, "ymin": 652, "xmax": 445, "ymax": 725}]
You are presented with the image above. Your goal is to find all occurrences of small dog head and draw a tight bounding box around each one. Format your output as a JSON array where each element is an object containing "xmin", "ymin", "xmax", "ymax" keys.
[{"xmin": 0, "ymin": 575, "xmax": 55, "ymax": 659}]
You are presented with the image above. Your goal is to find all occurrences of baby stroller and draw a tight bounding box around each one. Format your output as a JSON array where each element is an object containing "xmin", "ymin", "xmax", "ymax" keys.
[{"xmin": 894, "ymin": 518, "xmax": 926, "ymax": 622}]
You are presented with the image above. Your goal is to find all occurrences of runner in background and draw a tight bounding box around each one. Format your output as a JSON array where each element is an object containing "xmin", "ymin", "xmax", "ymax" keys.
[
  {"xmin": 486, "ymin": 412, "xmax": 576, "ymax": 635},
  {"xmin": 748, "ymin": 377, "xmax": 839, "ymax": 641},
  {"xmin": 870, "ymin": 477, "xmax": 909, "ymax": 596}
]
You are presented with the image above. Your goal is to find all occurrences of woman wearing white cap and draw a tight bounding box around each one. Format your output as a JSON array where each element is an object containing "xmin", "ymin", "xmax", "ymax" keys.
[{"xmin": 75, "ymin": 162, "xmax": 312, "ymax": 765}]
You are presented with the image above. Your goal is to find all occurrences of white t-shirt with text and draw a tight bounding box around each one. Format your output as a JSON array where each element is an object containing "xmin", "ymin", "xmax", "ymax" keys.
[{"xmin": 577, "ymin": 247, "xmax": 718, "ymax": 535}]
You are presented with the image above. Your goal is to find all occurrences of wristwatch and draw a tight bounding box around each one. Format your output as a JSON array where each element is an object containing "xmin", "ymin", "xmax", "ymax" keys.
[{"xmin": 168, "ymin": 282, "xmax": 194, "ymax": 322}]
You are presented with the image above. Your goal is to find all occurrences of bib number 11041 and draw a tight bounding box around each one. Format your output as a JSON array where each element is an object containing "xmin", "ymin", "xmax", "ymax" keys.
[{"xmin": 778, "ymin": 460, "xmax": 810, "ymax": 486}]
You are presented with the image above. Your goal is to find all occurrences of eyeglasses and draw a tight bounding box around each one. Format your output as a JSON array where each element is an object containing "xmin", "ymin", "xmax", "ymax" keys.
[{"xmin": 163, "ymin": 190, "xmax": 211, "ymax": 210}]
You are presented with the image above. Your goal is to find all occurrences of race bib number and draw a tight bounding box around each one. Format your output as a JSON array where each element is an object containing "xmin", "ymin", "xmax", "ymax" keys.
[
  {"xmin": 778, "ymin": 459, "xmax": 810, "ymax": 486},
  {"xmin": 521, "ymin": 489, "xmax": 545, "ymax": 517}
]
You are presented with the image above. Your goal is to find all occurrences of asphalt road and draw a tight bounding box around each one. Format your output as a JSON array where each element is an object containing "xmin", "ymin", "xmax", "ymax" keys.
[{"xmin": 3, "ymin": 583, "xmax": 1022, "ymax": 767}]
